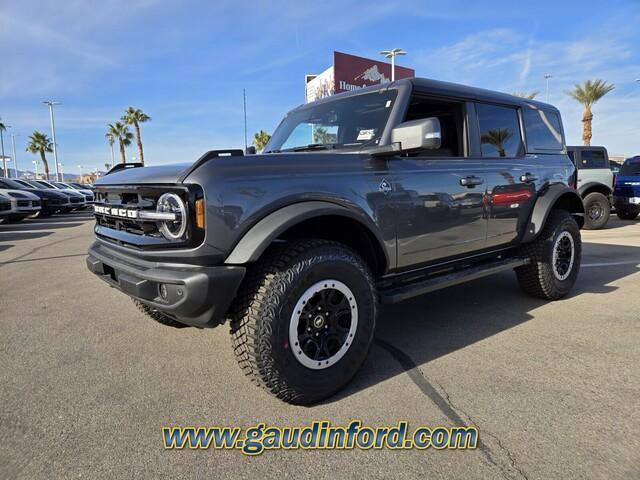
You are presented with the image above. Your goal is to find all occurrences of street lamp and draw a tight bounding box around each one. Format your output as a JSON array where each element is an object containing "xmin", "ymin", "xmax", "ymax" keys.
[
  {"xmin": 380, "ymin": 48, "xmax": 407, "ymax": 82},
  {"xmin": 544, "ymin": 73, "xmax": 552, "ymax": 102},
  {"xmin": 78, "ymin": 164, "xmax": 82, "ymax": 178},
  {"xmin": 10, "ymin": 131, "xmax": 19, "ymax": 179},
  {"xmin": 32, "ymin": 160, "xmax": 38, "ymax": 179},
  {"xmin": 0, "ymin": 120, "xmax": 9, "ymax": 178},
  {"xmin": 42, "ymin": 100, "xmax": 61, "ymax": 181}
]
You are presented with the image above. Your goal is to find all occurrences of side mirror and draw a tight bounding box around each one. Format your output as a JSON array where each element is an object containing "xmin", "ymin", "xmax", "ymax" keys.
[
  {"xmin": 246, "ymin": 146, "xmax": 257, "ymax": 155},
  {"xmin": 391, "ymin": 117, "xmax": 441, "ymax": 151}
]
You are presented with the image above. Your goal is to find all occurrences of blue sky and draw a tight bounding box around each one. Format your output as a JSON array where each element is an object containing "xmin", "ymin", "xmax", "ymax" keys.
[{"xmin": 1, "ymin": 0, "xmax": 639, "ymax": 173}]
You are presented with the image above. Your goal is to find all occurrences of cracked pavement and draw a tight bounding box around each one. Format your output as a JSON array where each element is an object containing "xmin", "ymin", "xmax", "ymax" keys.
[{"xmin": 1, "ymin": 212, "xmax": 639, "ymax": 479}]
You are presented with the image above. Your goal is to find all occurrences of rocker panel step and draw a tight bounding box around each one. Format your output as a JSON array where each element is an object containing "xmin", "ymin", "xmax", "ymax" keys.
[{"xmin": 379, "ymin": 257, "xmax": 530, "ymax": 304}]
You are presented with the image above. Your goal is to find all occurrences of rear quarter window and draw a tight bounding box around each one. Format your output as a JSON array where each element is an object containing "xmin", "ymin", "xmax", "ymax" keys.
[
  {"xmin": 580, "ymin": 150, "xmax": 608, "ymax": 169},
  {"xmin": 620, "ymin": 158, "xmax": 640, "ymax": 176},
  {"xmin": 523, "ymin": 107, "xmax": 564, "ymax": 152}
]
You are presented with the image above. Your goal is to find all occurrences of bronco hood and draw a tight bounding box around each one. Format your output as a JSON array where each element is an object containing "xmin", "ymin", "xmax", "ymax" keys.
[{"xmin": 96, "ymin": 162, "xmax": 193, "ymax": 185}]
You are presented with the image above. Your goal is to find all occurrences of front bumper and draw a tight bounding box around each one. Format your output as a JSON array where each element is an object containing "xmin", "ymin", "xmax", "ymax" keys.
[
  {"xmin": 86, "ymin": 241, "xmax": 245, "ymax": 328},
  {"xmin": 613, "ymin": 196, "xmax": 640, "ymax": 213}
]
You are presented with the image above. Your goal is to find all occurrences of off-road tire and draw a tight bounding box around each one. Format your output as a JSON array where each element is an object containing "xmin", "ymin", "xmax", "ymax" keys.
[
  {"xmin": 516, "ymin": 210, "xmax": 581, "ymax": 300},
  {"xmin": 229, "ymin": 239, "xmax": 377, "ymax": 405},
  {"xmin": 132, "ymin": 299, "xmax": 187, "ymax": 328},
  {"xmin": 582, "ymin": 192, "xmax": 610, "ymax": 230},
  {"xmin": 616, "ymin": 209, "xmax": 639, "ymax": 220}
]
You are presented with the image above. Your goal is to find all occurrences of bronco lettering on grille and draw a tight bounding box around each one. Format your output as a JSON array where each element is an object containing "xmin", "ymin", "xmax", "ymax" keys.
[{"xmin": 94, "ymin": 205, "xmax": 139, "ymax": 218}]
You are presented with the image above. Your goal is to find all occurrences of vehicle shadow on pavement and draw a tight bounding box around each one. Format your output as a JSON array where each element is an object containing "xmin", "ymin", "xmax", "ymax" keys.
[
  {"xmin": 0, "ymin": 222, "xmax": 83, "ymax": 231},
  {"xmin": 0, "ymin": 231, "xmax": 53, "ymax": 242},
  {"xmin": 328, "ymin": 241, "xmax": 640, "ymax": 404},
  {"xmin": 0, "ymin": 243, "xmax": 14, "ymax": 252}
]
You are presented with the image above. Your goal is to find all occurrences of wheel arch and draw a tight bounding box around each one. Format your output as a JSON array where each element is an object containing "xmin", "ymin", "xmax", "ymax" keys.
[
  {"xmin": 522, "ymin": 184, "xmax": 585, "ymax": 243},
  {"xmin": 578, "ymin": 182, "xmax": 612, "ymax": 198},
  {"xmin": 224, "ymin": 201, "xmax": 389, "ymax": 275}
]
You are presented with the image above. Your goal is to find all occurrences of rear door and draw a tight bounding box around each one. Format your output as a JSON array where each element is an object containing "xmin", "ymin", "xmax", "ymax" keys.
[{"xmin": 480, "ymin": 103, "xmax": 541, "ymax": 247}]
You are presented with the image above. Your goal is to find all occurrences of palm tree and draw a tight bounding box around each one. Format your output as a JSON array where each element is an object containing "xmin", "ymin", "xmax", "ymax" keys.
[
  {"xmin": 106, "ymin": 122, "xmax": 134, "ymax": 164},
  {"xmin": 567, "ymin": 80, "xmax": 615, "ymax": 146},
  {"xmin": 253, "ymin": 130, "xmax": 271, "ymax": 151},
  {"xmin": 512, "ymin": 91, "xmax": 539, "ymax": 99},
  {"xmin": 25, "ymin": 131, "xmax": 53, "ymax": 180},
  {"xmin": 122, "ymin": 107, "xmax": 151, "ymax": 165},
  {"xmin": 481, "ymin": 128, "xmax": 513, "ymax": 157}
]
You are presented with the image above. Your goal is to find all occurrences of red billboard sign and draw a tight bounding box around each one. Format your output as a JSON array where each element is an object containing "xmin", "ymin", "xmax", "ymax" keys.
[
  {"xmin": 305, "ymin": 51, "xmax": 415, "ymax": 102},
  {"xmin": 333, "ymin": 51, "xmax": 414, "ymax": 93}
]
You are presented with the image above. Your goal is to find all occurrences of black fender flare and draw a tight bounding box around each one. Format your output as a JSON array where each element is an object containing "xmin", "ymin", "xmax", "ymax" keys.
[
  {"xmin": 578, "ymin": 182, "xmax": 612, "ymax": 197},
  {"xmin": 224, "ymin": 201, "xmax": 389, "ymax": 267},
  {"xmin": 521, "ymin": 184, "xmax": 584, "ymax": 243}
]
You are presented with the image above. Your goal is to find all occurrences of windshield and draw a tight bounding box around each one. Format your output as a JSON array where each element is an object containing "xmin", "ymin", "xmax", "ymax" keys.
[
  {"xmin": 620, "ymin": 158, "xmax": 640, "ymax": 176},
  {"xmin": 266, "ymin": 90, "xmax": 398, "ymax": 153},
  {"xmin": 53, "ymin": 182, "xmax": 70, "ymax": 189},
  {"xmin": 0, "ymin": 178, "xmax": 28, "ymax": 190},
  {"xmin": 34, "ymin": 181, "xmax": 56, "ymax": 188}
]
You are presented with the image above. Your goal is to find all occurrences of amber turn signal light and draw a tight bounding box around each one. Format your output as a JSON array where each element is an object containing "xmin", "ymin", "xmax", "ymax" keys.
[{"xmin": 195, "ymin": 198, "xmax": 205, "ymax": 229}]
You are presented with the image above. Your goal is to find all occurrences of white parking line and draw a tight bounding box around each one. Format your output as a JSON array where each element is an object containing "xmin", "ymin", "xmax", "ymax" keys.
[
  {"xmin": 582, "ymin": 261, "xmax": 640, "ymax": 268},
  {"xmin": 1, "ymin": 221, "xmax": 88, "ymax": 227}
]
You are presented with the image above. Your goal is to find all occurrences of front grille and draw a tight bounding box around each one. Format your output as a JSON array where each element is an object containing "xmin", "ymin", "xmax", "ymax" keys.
[
  {"xmin": 50, "ymin": 198, "xmax": 63, "ymax": 205},
  {"xmin": 85, "ymin": 195, "xmax": 93, "ymax": 202},
  {"xmin": 17, "ymin": 200, "xmax": 30, "ymax": 207},
  {"xmin": 93, "ymin": 184, "xmax": 204, "ymax": 249},
  {"xmin": 0, "ymin": 203, "xmax": 10, "ymax": 211},
  {"xmin": 70, "ymin": 197, "xmax": 81, "ymax": 204},
  {"xmin": 32, "ymin": 200, "xmax": 41, "ymax": 207}
]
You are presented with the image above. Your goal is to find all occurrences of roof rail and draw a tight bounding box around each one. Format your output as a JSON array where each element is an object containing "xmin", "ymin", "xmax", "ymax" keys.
[
  {"xmin": 106, "ymin": 162, "xmax": 144, "ymax": 176},
  {"xmin": 177, "ymin": 149, "xmax": 244, "ymax": 182}
]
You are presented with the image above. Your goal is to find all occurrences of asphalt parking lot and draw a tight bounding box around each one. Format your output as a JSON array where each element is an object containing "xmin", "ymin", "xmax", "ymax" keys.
[{"xmin": 1, "ymin": 212, "xmax": 639, "ymax": 479}]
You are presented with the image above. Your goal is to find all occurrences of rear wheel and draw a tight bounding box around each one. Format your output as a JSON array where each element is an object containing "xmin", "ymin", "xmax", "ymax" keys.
[
  {"xmin": 516, "ymin": 210, "xmax": 581, "ymax": 300},
  {"xmin": 132, "ymin": 299, "xmax": 187, "ymax": 328},
  {"xmin": 616, "ymin": 209, "xmax": 639, "ymax": 220},
  {"xmin": 229, "ymin": 239, "xmax": 376, "ymax": 405},
  {"xmin": 582, "ymin": 192, "xmax": 610, "ymax": 230}
]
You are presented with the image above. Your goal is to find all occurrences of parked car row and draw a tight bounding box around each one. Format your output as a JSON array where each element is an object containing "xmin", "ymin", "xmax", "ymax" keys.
[{"xmin": 0, "ymin": 178, "xmax": 95, "ymax": 223}]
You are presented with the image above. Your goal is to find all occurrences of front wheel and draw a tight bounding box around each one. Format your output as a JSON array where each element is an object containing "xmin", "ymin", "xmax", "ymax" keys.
[
  {"xmin": 229, "ymin": 239, "xmax": 377, "ymax": 405},
  {"xmin": 617, "ymin": 209, "xmax": 639, "ymax": 220},
  {"xmin": 516, "ymin": 210, "xmax": 582, "ymax": 300}
]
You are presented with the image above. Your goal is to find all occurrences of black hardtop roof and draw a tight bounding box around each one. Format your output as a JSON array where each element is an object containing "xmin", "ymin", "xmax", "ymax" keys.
[
  {"xmin": 566, "ymin": 145, "xmax": 608, "ymax": 151},
  {"xmin": 294, "ymin": 77, "xmax": 560, "ymax": 113}
]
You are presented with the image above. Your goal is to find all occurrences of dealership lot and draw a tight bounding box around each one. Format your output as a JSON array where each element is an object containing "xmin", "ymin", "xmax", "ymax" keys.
[{"xmin": 1, "ymin": 214, "xmax": 639, "ymax": 479}]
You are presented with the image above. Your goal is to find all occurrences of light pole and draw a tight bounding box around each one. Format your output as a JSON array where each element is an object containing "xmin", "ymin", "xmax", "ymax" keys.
[
  {"xmin": 544, "ymin": 73, "xmax": 552, "ymax": 102},
  {"xmin": 380, "ymin": 48, "xmax": 407, "ymax": 82},
  {"xmin": 78, "ymin": 164, "xmax": 82, "ymax": 179},
  {"xmin": 42, "ymin": 100, "xmax": 61, "ymax": 181},
  {"xmin": 57, "ymin": 162, "xmax": 63, "ymax": 180},
  {"xmin": 0, "ymin": 121, "xmax": 7, "ymax": 178},
  {"xmin": 32, "ymin": 160, "xmax": 38, "ymax": 179},
  {"xmin": 10, "ymin": 132, "xmax": 18, "ymax": 178},
  {"xmin": 109, "ymin": 143, "xmax": 115, "ymax": 170}
]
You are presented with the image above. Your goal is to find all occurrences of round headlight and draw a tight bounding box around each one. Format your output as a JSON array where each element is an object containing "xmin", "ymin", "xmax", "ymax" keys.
[{"xmin": 157, "ymin": 193, "xmax": 187, "ymax": 240}]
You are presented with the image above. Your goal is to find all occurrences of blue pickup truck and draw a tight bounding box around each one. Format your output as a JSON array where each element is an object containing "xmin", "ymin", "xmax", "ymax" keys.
[{"xmin": 613, "ymin": 156, "xmax": 640, "ymax": 220}]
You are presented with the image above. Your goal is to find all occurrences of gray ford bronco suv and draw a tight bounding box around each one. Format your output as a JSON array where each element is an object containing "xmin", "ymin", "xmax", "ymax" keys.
[{"xmin": 87, "ymin": 78, "xmax": 584, "ymax": 404}]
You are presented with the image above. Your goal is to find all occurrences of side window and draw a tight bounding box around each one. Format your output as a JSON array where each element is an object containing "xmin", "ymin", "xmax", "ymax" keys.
[
  {"xmin": 404, "ymin": 96, "xmax": 466, "ymax": 157},
  {"xmin": 477, "ymin": 104, "xmax": 523, "ymax": 158},
  {"xmin": 523, "ymin": 108, "xmax": 563, "ymax": 151},
  {"xmin": 580, "ymin": 150, "xmax": 607, "ymax": 169}
]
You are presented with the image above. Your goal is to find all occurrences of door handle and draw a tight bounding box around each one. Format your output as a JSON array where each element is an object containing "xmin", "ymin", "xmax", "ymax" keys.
[
  {"xmin": 520, "ymin": 173, "xmax": 539, "ymax": 183},
  {"xmin": 460, "ymin": 176, "xmax": 484, "ymax": 187}
]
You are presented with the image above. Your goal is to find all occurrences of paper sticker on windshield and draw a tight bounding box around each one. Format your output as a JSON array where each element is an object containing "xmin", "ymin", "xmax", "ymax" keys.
[{"xmin": 357, "ymin": 129, "xmax": 376, "ymax": 141}]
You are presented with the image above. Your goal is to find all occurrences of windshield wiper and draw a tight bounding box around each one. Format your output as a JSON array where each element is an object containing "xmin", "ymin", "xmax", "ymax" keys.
[{"xmin": 287, "ymin": 143, "xmax": 340, "ymax": 152}]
